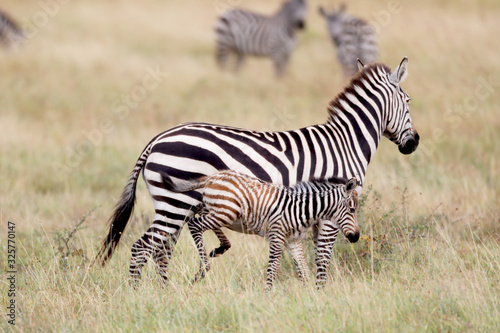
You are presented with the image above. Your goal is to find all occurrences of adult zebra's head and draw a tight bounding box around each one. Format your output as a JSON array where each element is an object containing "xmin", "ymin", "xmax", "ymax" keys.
[
  {"xmin": 358, "ymin": 57, "xmax": 420, "ymax": 155},
  {"xmin": 318, "ymin": 4, "xmax": 346, "ymax": 39},
  {"xmin": 282, "ymin": 0, "xmax": 307, "ymax": 30}
]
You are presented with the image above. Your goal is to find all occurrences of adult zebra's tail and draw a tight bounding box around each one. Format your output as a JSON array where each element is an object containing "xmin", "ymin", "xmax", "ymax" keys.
[{"xmin": 95, "ymin": 143, "xmax": 153, "ymax": 266}]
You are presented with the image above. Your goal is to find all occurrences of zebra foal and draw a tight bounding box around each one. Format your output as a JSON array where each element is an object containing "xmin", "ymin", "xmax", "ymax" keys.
[
  {"xmin": 319, "ymin": 4, "xmax": 378, "ymax": 77},
  {"xmin": 162, "ymin": 170, "xmax": 359, "ymax": 290},
  {"xmin": 214, "ymin": 0, "xmax": 307, "ymax": 77}
]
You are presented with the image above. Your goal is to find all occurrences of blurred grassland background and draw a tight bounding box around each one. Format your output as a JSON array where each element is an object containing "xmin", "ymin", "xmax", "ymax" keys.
[{"xmin": 0, "ymin": 0, "xmax": 499, "ymax": 331}]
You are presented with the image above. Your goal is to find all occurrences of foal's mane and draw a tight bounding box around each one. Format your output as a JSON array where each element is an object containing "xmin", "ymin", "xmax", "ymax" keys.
[{"xmin": 289, "ymin": 176, "xmax": 349, "ymax": 193}]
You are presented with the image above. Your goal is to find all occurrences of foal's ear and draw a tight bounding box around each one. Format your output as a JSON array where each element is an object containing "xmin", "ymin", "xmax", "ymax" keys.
[{"xmin": 345, "ymin": 178, "xmax": 357, "ymax": 194}]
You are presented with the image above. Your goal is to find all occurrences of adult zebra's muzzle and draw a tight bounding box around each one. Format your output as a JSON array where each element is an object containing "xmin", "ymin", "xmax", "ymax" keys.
[
  {"xmin": 398, "ymin": 132, "xmax": 420, "ymax": 155},
  {"xmin": 295, "ymin": 20, "xmax": 305, "ymax": 30}
]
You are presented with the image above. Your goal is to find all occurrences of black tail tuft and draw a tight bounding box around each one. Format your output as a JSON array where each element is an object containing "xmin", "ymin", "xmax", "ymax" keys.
[
  {"xmin": 93, "ymin": 142, "xmax": 152, "ymax": 267},
  {"xmin": 94, "ymin": 182, "xmax": 137, "ymax": 266}
]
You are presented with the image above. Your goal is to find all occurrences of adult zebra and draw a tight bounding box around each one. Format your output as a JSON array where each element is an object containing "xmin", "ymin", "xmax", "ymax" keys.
[
  {"xmin": 95, "ymin": 58, "xmax": 419, "ymax": 283},
  {"xmin": 319, "ymin": 5, "xmax": 378, "ymax": 77},
  {"xmin": 215, "ymin": 0, "xmax": 307, "ymax": 77}
]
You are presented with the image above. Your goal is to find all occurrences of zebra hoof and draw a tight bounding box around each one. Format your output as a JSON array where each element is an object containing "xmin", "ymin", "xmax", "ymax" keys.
[
  {"xmin": 209, "ymin": 245, "xmax": 230, "ymax": 257},
  {"xmin": 316, "ymin": 282, "xmax": 326, "ymax": 290},
  {"xmin": 190, "ymin": 274, "xmax": 203, "ymax": 285},
  {"xmin": 128, "ymin": 279, "xmax": 140, "ymax": 290}
]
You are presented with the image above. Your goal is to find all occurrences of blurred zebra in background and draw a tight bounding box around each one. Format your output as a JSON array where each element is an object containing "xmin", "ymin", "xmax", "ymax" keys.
[
  {"xmin": 0, "ymin": 9, "xmax": 24, "ymax": 49},
  {"xmin": 214, "ymin": 0, "xmax": 307, "ymax": 77},
  {"xmin": 95, "ymin": 58, "xmax": 419, "ymax": 285},
  {"xmin": 161, "ymin": 170, "xmax": 359, "ymax": 289},
  {"xmin": 319, "ymin": 4, "xmax": 377, "ymax": 77}
]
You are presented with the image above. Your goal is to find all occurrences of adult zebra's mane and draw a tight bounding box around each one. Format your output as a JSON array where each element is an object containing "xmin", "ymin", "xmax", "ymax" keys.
[{"xmin": 327, "ymin": 63, "xmax": 391, "ymax": 121}]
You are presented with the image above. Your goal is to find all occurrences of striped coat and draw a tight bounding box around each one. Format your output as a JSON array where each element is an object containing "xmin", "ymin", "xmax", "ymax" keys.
[
  {"xmin": 163, "ymin": 170, "xmax": 359, "ymax": 289},
  {"xmin": 95, "ymin": 59, "xmax": 419, "ymax": 285},
  {"xmin": 319, "ymin": 5, "xmax": 378, "ymax": 77},
  {"xmin": 215, "ymin": 0, "xmax": 307, "ymax": 77}
]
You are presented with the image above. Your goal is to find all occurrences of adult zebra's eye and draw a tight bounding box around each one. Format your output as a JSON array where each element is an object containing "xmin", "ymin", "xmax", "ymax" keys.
[{"xmin": 350, "ymin": 207, "xmax": 356, "ymax": 213}]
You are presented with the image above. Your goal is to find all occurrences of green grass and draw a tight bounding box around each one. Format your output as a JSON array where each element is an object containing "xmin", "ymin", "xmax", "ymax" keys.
[{"xmin": 1, "ymin": 0, "xmax": 499, "ymax": 331}]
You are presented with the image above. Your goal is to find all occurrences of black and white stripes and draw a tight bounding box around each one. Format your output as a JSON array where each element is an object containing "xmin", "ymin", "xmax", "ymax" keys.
[
  {"xmin": 95, "ymin": 59, "xmax": 419, "ymax": 284},
  {"xmin": 214, "ymin": 0, "xmax": 307, "ymax": 77},
  {"xmin": 162, "ymin": 170, "xmax": 359, "ymax": 289},
  {"xmin": 319, "ymin": 5, "xmax": 378, "ymax": 77}
]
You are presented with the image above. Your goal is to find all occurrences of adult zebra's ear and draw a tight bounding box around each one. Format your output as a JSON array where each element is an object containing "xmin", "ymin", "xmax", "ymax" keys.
[
  {"xmin": 356, "ymin": 59, "xmax": 365, "ymax": 71},
  {"xmin": 346, "ymin": 178, "xmax": 357, "ymax": 194},
  {"xmin": 390, "ymin": 57, "xmax": 409, "ymax": 84}
]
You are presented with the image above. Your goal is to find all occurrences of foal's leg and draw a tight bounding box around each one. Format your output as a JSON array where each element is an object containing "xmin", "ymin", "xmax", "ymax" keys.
[
  {"xmin": 188, "ymin": 213, "xmax": 227, "ymax": 283},
  {"xmin": 266, "ymin": 229, "xmax": 286, "ymax": 291},
  {"xmin": 209, "ymin": 228, "xmax": 232, "ymax": 257}
]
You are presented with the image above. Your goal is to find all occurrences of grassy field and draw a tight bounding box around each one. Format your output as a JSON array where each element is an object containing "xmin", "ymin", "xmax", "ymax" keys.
[{"xmin": 1, "ymin": 0, "xmax": 499, "ymax": 331}]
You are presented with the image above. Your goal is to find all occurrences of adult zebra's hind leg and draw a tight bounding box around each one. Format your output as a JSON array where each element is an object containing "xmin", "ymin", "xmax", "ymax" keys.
[
  {"xmin": 152, "ymin": 231, "xmax": 175, "ymax": 284},
  {"xmin": 129, "ymin": 218, "xmax": 181, "ymax": 286},
  {"xmin": 209, "ymin": 228, "xmax": 232, "ymax": 258},
  {"xmin": 129, "ymin": 235, "xmax": 154, "ymax": 287}
]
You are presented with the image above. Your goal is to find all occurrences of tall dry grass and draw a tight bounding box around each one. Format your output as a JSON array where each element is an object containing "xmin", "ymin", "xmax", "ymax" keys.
[{"xmin": 1, "ymin": 0, "xmax": 499, "ymax": 331}]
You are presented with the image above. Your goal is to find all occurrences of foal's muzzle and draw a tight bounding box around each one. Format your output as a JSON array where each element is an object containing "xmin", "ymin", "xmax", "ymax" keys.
[
  {"xmin": 398, "ymin": 132, "xmax": 420, "ymax": 155},
  {"xmin": 346, "ymin": 231, "xmax": 360, "ymax": 243}
]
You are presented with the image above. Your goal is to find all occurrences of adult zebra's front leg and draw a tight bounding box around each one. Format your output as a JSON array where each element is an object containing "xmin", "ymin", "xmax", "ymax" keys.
[
  {"xmin": 273, "ymin": 53, "xmax": 290, "ymax": 78},
  {"xmin": 286, "ymin": 240, "xmax": 311, "ymax": 284},
  {"xmin": 233, "ymin": 52, "xmax": 246, "ymax": 72}
]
